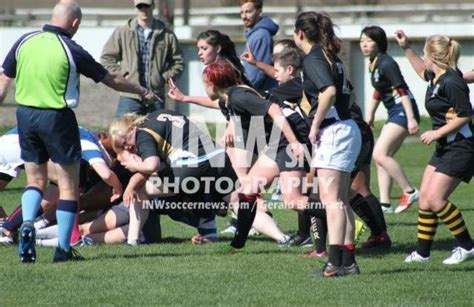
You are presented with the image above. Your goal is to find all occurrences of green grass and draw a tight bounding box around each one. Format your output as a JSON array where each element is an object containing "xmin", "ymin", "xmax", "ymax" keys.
[{"xmin": 1, "ymin": 120, "xmax": 473, "ymax": 305}]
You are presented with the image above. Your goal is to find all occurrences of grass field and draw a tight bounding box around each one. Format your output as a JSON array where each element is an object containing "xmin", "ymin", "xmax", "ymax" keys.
[{"xmin": 0, "ymin": 121, "xmax": 473, "ymax": 306}]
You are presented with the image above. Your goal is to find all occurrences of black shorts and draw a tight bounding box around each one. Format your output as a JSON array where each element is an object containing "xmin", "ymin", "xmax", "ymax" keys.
[
  {"xmin": 158, "ymin": 151, "xmax": 237, "ymax": 197},
  {"xmin": 262, "ymin": 140, "xmax": 309, "ymax": 173},
  {"xmin": 429, "ymin": 138, "xmax": 474, "ymax": 183},
  {"xmin": 16, "ymin": 106, "xmax": 81, "ymax": 164},
  {"xmin": 0, "ymin": 172, "xmax": 14, "ymax": 182},
  {"xmin": 354, "ymin": 121, "xmax": 374, "ymax": 169}
]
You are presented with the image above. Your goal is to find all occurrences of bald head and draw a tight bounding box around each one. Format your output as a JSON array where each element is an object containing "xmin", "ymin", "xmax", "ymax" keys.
[{"xmin": 51, "ymin": 1, "xmax": 82, "ymax": 36}]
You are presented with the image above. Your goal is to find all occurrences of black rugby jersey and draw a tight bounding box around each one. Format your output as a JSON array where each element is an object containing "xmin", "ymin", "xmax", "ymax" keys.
[
  {"xmin": 136, "ymin": 110, "xmax": 216, "ymax": 164},
  {"xmin": 369, "ymin": 53, "xmax": 414, "ymax": 110},
  {"xmin": 302, "ymin": 45, "xmax": 351, "ymax": 121},
  {"xmin": 424, "ymin": 68, "xmax": 473, "ymax": 144},
  {"xmin": 222, "ymin": 85, "xmax": 273, "ymax": 143}
]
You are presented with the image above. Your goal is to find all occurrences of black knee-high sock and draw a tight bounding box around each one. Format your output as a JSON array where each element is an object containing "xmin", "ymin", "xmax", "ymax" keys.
[
  {"xmin": 436, "ymin": 202, "xmax": 473, "ymax": 251},
  {"xmin": 350, "ymin": 194, "xmax": 382, "ymax": 236},
  {"xmin": 304, "ymin": 193, "xmax": 326, "ymax": 219},
  {"xmin": 328, "ymin": 245, "xmax": 343, "ymax": 267},
  {"xmin": 230, "ymin": 193, "xmax": 258, "ymax": 249},
  {"xmin": 297, "ymin": 211, "xmax": 311, "ymax": 237},
  {"xmin": 365, "ymin": 194, "xmax": 387, "ymax": 232},
  {"xmin": 416, "ymin": 209, "xmax": 438, "ymax": 257},
  {"xmin": 2, "ymin": 204, "xmax": 43, "ymax": 232},
  {"xmin": 342, "ymin": 244, "xmax": 356, "ymax": 267},
  {"xmin": 310, "ymin": 214, "xmax": 327, "ymax": 253}
]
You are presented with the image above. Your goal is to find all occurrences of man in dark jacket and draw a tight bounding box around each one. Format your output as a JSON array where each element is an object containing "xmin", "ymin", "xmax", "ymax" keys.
[{"xmin": 239, "ymin": 0, "xmax": 278, "ymax": 93}]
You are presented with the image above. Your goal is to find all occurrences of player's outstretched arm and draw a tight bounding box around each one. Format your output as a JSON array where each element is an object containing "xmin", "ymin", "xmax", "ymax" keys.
[{"xmin": 0, "ymin": 73, "xmax": 13, "ymax": 104}]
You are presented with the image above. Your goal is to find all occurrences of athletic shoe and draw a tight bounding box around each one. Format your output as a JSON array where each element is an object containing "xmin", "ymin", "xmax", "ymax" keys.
[
  {"xmin": 442, "ymin": 246, "xmax": 474, "ymax": 265},
  {"xmin": 343, "ymin": 263, "xmax": 361, "ymax": 276},
  {"xmin": 313, "ymin": 262, "xmax": 344, "ymax": 278},
  {"xmin": 277, "ymin": 235, "xmax": 291, "ymax": 248},
  {"xmin": 303, "ymin": 250, "xmax": 327, "ymax": 258},
  {"xmin": 71, "ymin": 236, "xmax": 94, "ymax": 247},
  {"xmin": 18, "ymin": 221, "xmax": 36, "ymax": 263},
  {"xmin": 248, "ymin": 227, "xmax": 260, "ymax": 237},
  {"xmin": 362, "ymin": 232, "xmax": 392, "ymax": 249},
  {"xmin": 127, "ymin": 239, "xmax": 141, "ymax": 246},
  {"xmin": 381, "ymin": 205, "xmax": 394, "ymax": 214},
  {"xmin": 0, "ymin": 232, "xmax": 14, "ymax": 246},
  {"xmin": 395, "ymin": 188, "xmax": 419, "ymax": 213},
  {"xmin": 220, "ymin": 225, "xmax": 237, "ymax": 235},
  {"xmin": 52, "ymin": 247, "xmax": 85, "ymax": 263},
  {"xmin": 404, "ymin": 251, "xmax": 430, "ymax": 263},
  {"xmin": 33, "ymin": 217, "xmax": 49, "ymax": 231},
  {"xmin": 287, "ymin": 234, "xmax": 312, "ymax": 248},
  {"xmin": 79, "ymin": 236, "xmax": 94, "ymax": 246},
  {"xmin": 354, "ymin": 219, "xmax": 367, "ymax": 243}
]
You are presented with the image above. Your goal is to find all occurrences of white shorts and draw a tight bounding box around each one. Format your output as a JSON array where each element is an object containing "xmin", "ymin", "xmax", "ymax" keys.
[
  {"xmin": 311, "ymin": 119, "xmax": 362, "ymax": 173},
  {"xmin": 0, "ymin": 133, "xmax": 23, "ymax": 178}
]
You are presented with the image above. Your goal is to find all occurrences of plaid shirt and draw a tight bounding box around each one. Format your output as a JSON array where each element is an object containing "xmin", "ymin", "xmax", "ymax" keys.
[{"xmin": 137, "ymin": 26, "xmax": 152, "ymax": 88}]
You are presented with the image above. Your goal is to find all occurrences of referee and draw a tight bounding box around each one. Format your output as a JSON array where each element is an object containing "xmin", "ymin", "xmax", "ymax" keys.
[{"xmin": 0, "ymin": 0, "xmax": 155, "ymax": 263}]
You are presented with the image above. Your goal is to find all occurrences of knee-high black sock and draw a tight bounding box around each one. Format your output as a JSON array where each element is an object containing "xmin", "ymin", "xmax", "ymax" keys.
[
  {"xmin": 342, "ymin": 244, "xmax": 356, "ymax": 267},
  {"xmin": 365, "ymin": 194, "xmax": 387, "ymax": 232},
  {"xmin": 2, "ymin": 204, "xmax": 43, "ymax": 232},
  {"xmin": 230, "ymin": 193, "xmax": 258, "ymax": 249},
  {"xmin": 310, "ymin": 214, "xmax": 327, "ymax": 253},
  {"xmin": 328, "ymin": 245, "xmax": 343, "ymax": 267},
  {"xmin": 304, "ymin": 193, "xmax": 326, "ymax": 219},
  {"xmin": 416, "ymin": 209, "xmax": 438, "ymax": 257},
  {"xmin": 297, "ymin": 211, "xmax": 311, "ymax": 237},
  {"xmin": 350, "ymin": 194, "xmax": 382, "ymax": 236},
  {"xmin": 436, "ymin": 202, "xmax": 473, "ymax": 251}
]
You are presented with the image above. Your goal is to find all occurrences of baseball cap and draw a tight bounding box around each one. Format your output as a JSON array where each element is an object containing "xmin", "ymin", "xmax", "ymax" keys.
[{"xmin": 134, "ymin": 0, "xmax": 153, "ymax": 7}]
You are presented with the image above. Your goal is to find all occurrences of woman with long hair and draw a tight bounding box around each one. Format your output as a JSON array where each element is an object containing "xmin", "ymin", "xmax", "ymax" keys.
[
  {"xmin": 294, "ymin": 11, "xmax": 362, "ymax": 277},
  {"xmin": 395, "ymin": 31, "xmax": 474, "ymax": 264}
]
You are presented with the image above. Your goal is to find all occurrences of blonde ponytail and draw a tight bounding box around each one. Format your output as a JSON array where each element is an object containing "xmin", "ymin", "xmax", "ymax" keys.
[{"xmin": 425, "ymin": 35, "xmax": 460, "ymax": 70}]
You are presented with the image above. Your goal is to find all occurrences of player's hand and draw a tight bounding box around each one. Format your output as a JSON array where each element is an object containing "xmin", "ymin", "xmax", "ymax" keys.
[
  {"xmin": 120, "ymin": 153, "xmax": 141, "ymax": 173},
  {"xmin": 110, "ymin": 184, "xmax": 123, "ymax": 203},
  {"xmin": 168, "ymin": 79, "xmax": 186, "ymax": 102},
  {"xmin": 240, "ymin": 44, "xmax": 257, "ymax": 65},
  {"xmin": 140, "ymin": 88, "xmax": 160, "ymax": 106},
  {"xmin": 191, "ymin": 234, "xmax": 214, "ymax": 245},
  {"xmin": 365, "ymin": 115, "xmax": 374, "ymax": 128},
  {"xmin": 290, "ymin": 141, "xmax": 305, "ymax": 160},
  {"xmin": 123, "ymin": 187, "xmax": 140, "ymax": 207},
  {"xmin": 309, "ymin": 125, "xmax": 320, "ymax": 145},
  {"xmin": 407, "ymin": 118, "xmax": 419, "ymax": 135},
  {"xmin": 394, "ymin": 30, "xmax": 410, "ymax": 49},
  {"xmin": 420, "ymin": 130, "xmax": 440, "ymax": 145}
]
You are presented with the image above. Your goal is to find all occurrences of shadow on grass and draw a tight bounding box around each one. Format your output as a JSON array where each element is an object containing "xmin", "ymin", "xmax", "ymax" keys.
[
  {"xmin": 86, "ymin": 251, "xmax": 197, "ymax": 261},
  {"xmin": 357, "ymin": 238, "xmax": 460, "ymax": 258},
  {"xmin": 374, "ymin": 266, "xmax": 474, "ymax": 275}
]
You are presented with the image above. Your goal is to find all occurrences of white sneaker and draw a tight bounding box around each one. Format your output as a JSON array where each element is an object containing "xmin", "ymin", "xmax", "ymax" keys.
[
  {"xmin": 442, "ymin": 247, "xmax": 474, "ymax": 265},
  {"xmin": 220, "ymin": 225, "xmax": 237, "ymax": 234},
  {"xmin": 381, "ymin": 205, "xmax": 394, "ymax": 214},
  {"xmin": 395, "ymin": 188, "xmax": 419, "ymax": 213},
  {"xmin": 277, "ymin": 235, "xmax": 291, "ymax": 248},
  {"xmin": 405, "ymin": 251, "xmax": 430, "ymax": 263},
  {"xmin": 0, "ymin": 233, "xmax": 14, "ymax": 246},
  {"xmin": 248, "ymin": 227, "xmax": 260, "ymax": 236}
]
